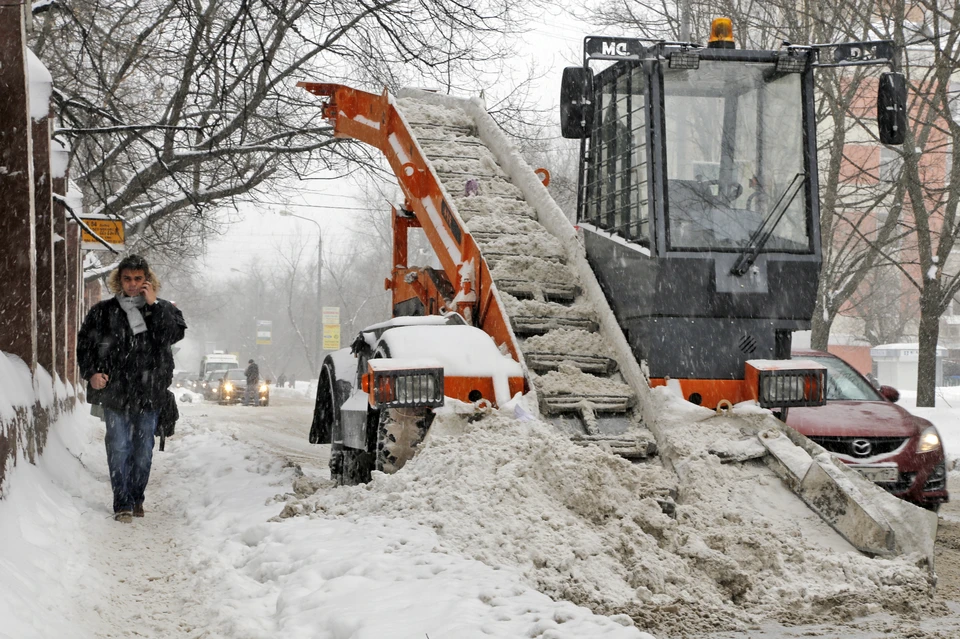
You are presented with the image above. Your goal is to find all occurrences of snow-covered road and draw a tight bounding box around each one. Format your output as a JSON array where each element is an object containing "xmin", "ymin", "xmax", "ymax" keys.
[
  {"xmin": 0, "ymin": 392, "xmax": 647, "ymax": 639},
  {"xmin": 6, "ymin": 389, "xmax": 960, "ymax": 638}
]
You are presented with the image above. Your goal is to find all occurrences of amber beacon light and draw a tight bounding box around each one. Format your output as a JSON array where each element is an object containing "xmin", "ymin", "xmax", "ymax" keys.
[{"xmin": 708, "ymin": 17, "xmax": 735, "ymax": 49}]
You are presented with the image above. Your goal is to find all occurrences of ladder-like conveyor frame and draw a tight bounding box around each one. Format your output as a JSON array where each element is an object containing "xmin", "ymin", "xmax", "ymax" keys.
[{"xmin": 298, "ymin": 82, "xmax": 521, "ymax": 366}]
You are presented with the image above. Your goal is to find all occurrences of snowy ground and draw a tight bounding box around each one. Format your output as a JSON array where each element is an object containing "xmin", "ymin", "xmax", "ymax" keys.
[
  {"xmin": 0, "ymin": 391, "xmax": 644, "ymax": 639},
  {"xmin": 3, "ymin": 387, "xmax": 960, "ymax": 638}
]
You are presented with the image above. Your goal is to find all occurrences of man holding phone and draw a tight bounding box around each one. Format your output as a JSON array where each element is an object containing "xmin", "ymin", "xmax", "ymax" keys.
[{"xmin": 78, "ymin": 254, "xmax": 187, "ymax": 523}]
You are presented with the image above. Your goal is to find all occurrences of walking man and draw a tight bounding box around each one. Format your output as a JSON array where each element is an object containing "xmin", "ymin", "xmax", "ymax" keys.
[
  {"xmin": 244, "ymin": 358, "xmax": 260, "ymax": 405},
  {"xmin": 78, "ymin": 254, "xmax": 187, "ymax": 523}
]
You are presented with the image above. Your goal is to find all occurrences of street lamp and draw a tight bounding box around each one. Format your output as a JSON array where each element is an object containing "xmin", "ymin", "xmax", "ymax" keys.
[{"xmin": 279, "ymin": 210, "xmax": 323, "ymax": 376}]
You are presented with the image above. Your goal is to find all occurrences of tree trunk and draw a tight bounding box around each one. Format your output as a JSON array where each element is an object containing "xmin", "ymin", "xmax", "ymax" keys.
[
  {"xmin": 810, "ymin": 300, "xmax": 833, "ymax": 351},
  {"xmin": 916, "ymin": 286, "xmax": 941, "ymax": 407}
]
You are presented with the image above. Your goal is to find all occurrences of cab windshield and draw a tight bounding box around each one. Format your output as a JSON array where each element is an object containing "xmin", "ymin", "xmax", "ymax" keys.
[{"xmin": 663, "ymin": 61, "xmax": 810, "ymax": 252}]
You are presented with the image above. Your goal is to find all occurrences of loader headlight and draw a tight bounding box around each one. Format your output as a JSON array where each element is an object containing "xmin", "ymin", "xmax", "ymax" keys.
[
  {"xmin": 917, "ymin": 426, "xmax": 942, "ymax": 453},
  {"xmin": 372, "ymin": 368, "xmax": 444, "ymax": 408},
  {"xmin": 395, "ymin": 374, "xmax": 437, "ymax": 404},
  {"xmin": 747, "ymin": 362, "xmax": 826, "ymax": 409}
]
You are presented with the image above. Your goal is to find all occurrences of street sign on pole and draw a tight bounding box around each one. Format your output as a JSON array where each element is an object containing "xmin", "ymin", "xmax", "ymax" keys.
[
  {"xmin": 323, "ymin": 324, "xmax": 340, "ymax": 350},
  {"xmin": 80, "ymin": 214, "xmax": 125, "ymax": 251},
  {"xmin": 256, "ymin": 319, "xmax": 272, "ymax": 345},
  {"xmin": 322, "ymin": 307, "xmax": 340, "ymax": 324},
  {"xmin": 322, "ymin": 307, "xmax": 340, "ymax": 349}
]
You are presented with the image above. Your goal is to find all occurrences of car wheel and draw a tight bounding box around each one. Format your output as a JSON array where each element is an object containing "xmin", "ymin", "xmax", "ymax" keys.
[{"xmin": 376, "ymin": 408, "xmax": 434, "ymax": 474}]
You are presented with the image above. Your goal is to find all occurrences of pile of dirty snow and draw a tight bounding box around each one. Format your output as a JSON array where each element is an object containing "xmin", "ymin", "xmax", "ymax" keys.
[{"xmin": 280, "ymin": 406, "xmax": 937, "ymax": 636}]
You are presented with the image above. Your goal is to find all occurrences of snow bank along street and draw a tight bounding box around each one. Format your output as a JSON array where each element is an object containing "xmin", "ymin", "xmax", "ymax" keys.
[
  {"xmin": 5, "ymin": 382, "xmax": 960, "ymax": 638},
  {"xmin": 0, "ymin": 392, "xmax": 645, "ymax": 639}
]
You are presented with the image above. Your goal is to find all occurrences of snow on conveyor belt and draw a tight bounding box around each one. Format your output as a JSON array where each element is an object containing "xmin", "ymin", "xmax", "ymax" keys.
[{"xmin": 396, "ymin": 94, "xmax": 655, "ymax": 456}]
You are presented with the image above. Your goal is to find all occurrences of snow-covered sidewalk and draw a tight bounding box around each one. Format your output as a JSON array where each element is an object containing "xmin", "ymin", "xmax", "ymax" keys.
[{"xmin": 0, "ymin": 406, "xmax": 646, "ymax": 639}]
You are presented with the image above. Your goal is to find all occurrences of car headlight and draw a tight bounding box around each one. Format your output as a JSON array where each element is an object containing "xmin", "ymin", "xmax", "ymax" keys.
[
  {"xmin": 917, "ymin": 426, "xmax": 942, "ymax": 453},
  {"xmin": 223, "ymin": 382, "xmax": 233, "ymax": 392},
  {"xmin": 259, "ymin": 383, "xmax": 268, "ymax": 393}
]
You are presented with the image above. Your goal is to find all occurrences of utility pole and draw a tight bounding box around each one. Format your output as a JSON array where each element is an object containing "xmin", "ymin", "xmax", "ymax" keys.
[{"xmin": 279, "ymin": 211, "xmax": 322, "ymax": 375}]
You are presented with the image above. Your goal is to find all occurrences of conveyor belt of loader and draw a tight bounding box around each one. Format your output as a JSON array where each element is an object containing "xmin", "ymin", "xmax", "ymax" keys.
[{"xmin": 400, "ymin": 99, "xmax": 655, "ymax": 460}]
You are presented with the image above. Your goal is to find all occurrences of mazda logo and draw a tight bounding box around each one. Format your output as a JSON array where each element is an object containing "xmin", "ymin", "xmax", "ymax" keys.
[{"xmin": 851, "ymin": 439, "xmax": 873, "ymax": 457}]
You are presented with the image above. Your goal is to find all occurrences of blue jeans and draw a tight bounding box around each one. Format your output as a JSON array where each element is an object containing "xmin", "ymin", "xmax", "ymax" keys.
[{"xmin": 104, "ymin": 408, "xmax": 157, "ymax": 513}]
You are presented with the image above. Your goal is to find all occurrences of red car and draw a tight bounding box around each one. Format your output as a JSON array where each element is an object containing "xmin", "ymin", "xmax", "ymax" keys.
[{"xmin": 788, "ymin": 349, "xmax": 948, "ymax": 510}]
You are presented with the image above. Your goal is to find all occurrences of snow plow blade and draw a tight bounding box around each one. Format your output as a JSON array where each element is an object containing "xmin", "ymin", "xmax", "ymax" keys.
[{"xmin": 759, "ymin": 427, "xmax": 937, "ymax": 569}]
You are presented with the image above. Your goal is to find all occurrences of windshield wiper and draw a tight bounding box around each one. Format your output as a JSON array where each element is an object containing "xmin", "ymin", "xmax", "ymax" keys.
[{"xmin": 730, "ymin": 172, "xmax": 806, "ymax": 276}]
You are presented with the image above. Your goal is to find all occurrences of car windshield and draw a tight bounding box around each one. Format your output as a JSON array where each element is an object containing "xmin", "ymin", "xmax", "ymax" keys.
[
  {"xmin": 804, "ymin": 355, "xmax": 881, "ymax": 401},
  {"xmin": 207, "ymin": 371, "xmax": 226, "ymax": 381},
  {"xmin": 226, "ymin": 370, "xmax": 246, "ymax": 381}
]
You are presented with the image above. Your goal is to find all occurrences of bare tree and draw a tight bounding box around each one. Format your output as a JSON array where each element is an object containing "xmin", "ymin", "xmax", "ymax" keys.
[
  {"xmin": 32, "ymin": 0, "xmax": 530, "ymax": 260},
  {"xmin": 872, "ymin": 1, "xmax": 960, "ymax": 405}
]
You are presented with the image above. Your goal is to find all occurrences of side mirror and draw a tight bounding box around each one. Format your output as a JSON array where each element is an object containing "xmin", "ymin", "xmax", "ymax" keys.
[
  {"xmin": 560, "ymin": 66, "xmax": 594, "ymax": 139},
  {"xmin": 878, "ymin": 72, "xmax": 906, "ymax": 145},
  {"xmin": 880, "ymin": 385, "xmax": 900, "ymax": 403}
]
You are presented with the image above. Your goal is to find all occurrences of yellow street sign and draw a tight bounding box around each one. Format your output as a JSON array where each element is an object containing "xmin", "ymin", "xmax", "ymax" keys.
[
  {"xmin": 323, "ymin": 324, "xmax": 340, "ymax": 350},
  {"xmin": 80, "ymin": 216, "xmax": 125, "ymax": 251}
]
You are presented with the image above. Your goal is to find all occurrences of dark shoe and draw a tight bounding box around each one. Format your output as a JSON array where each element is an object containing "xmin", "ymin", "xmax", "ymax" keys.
[
  {"xmin": 133, "ymin": 503, "xmax": 145, "ymax": 518},
  {"xmin": 114, "ymin": 511, "xmax": 133, "ymax": 523}
]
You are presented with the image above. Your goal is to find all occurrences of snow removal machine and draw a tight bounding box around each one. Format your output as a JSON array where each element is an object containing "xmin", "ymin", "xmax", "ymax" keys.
[
  {"xmin": 301, "ymin": 18, "xmax": 907, "ymax": 481},
  {"xmin": 558, "ymin": 19, "xmax": 907, "ymax": 409},
  {"xmin": 299, "ymin": 19, "xmax": 939, "ymax": 571}
]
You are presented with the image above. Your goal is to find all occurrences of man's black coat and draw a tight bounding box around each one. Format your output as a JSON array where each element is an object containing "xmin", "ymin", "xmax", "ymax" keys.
[
  {"xmin": 245, "ymin": 361, "xmax": 260, "ymax": 385},
  {"xmin": 78, "ymin": 297, "xmax": 187, "ymax": 414}
]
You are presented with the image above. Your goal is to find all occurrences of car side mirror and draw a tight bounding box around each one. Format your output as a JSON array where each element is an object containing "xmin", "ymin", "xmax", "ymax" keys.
[
  {"xmin": 560, "ymin": 66, "xmax": 594, "ymax": 139},
  {"xmin": 878, "ymin": 72, "xmax": 906, "ymax": 145},
  {"xmin": 879, "ymin": 385, "xmax": 900, "ymax": 403}
]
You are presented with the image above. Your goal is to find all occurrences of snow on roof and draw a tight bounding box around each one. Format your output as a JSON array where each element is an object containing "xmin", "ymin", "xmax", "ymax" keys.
[
  {"xmin": 379, "ymin": 325, "xmax": 521, "ymax": 379},
  {"xmin": 361, "ymin": 313, "xmax": 463, "ymax": 333},
  {"xmin": 25, "ymin": 48, "xmax": 52, "ymax": 122}
]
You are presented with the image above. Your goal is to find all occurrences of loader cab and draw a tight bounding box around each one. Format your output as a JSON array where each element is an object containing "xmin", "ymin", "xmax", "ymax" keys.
[{"xmin": 561, "ymin": 27, "xmax": 904, "ymax": 406}]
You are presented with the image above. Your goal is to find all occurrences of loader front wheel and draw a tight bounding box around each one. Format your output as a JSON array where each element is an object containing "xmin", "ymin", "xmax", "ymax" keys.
[
  {"xmin": 376, "ymin": 408, "xmax": 434, "ymax": 474},
  {"xmin": 339, "ymin": 446, "xmax": 372, "ymax": 485}
]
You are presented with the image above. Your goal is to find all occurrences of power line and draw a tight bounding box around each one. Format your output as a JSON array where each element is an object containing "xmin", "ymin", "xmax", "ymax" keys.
[{"xmin": 238, "ymin": 200, "xmax": 377, "ymax": 211}]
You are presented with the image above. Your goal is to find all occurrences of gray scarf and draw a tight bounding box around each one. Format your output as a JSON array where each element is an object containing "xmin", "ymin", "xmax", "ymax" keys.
[{"xmin": 116, "ymin": 293, "xmax": 147, "ymax": 335}]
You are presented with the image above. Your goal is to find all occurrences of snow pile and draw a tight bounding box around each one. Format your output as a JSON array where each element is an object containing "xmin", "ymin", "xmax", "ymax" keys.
[
  {"xmin": 0, "ymin": 352, "xmax": 35, "ymax": 421},
  {"xmin": 0, "ymin": 405, "xmax": 650, "ymax": 639},
  {"xmin": 285, "ymin": 407, "xmax": 936, "ymax": 636}
]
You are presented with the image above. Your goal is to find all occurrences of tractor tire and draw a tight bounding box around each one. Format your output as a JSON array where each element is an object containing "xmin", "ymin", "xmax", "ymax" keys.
[
  {"xmin": 330, "ymin": 442, "xmax": 344, "ymax": 485},
  {"xmin": 341, "ymin": 446, "xmax": 372, "ymax": 485},
  {"xmin": 376, "ymin": 408, "xmax": 434, "ymax": 474}
]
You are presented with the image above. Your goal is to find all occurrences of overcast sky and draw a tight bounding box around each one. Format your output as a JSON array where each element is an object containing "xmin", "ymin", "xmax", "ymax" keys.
[{"xmin": 199, "ymin": 8, "xmax": 590, "ymax": 275}]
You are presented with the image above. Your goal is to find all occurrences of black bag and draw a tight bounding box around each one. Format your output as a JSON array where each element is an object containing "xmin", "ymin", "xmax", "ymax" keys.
[{"xmin": 156, "ymin": 390, "xmax": 179, "ymax": 450}]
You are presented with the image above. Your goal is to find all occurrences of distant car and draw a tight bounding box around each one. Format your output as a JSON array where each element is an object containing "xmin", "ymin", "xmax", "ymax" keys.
[
  {"xmin": 788, "ymin": 349, "xmax": 948, "ymax": 510},
  {"xmin": 201, "ymin": 369, "xmax": 230, "ymax": 401},
  {"xmin": 172, "ymin": 371, "xmax": 196, "ymax": 390},
  {"xmin": 217, "ymin": 369, "xmax": 270, "ymax": 406}
]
